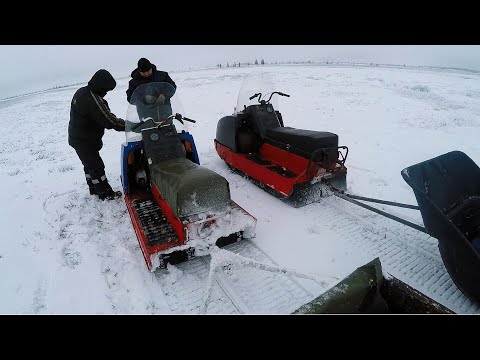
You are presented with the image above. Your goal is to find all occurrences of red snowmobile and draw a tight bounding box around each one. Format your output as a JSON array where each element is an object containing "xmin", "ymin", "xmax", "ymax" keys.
[
  {"xmin": 121, "ymin": 82, "xmax": 256, "ymax": 271},
  {"xmin": 214, "ymin": 73, "xmax": 348, "ymax": 207}
]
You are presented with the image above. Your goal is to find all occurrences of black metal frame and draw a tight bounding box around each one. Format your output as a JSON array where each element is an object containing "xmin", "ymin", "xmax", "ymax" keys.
[
  {"xmin": 325, "ymin": 181, "xmax": 426, "ymax": 233},
  {"xmin": 306, "ymin": 146, "xmax": 349, "ymax": 177}
]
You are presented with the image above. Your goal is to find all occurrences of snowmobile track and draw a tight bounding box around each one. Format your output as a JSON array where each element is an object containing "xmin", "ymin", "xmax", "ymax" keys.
[
  {"xmin": 154, "ymin": 240, "xmax": 322, "ymax": 314},
  {"xmin": 132, "ymin": 199, "xmax": 177, "ymax": 246}
]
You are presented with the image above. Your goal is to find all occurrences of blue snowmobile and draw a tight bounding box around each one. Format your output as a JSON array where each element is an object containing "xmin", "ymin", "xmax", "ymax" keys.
[{"xmin": 120, "ymin": 82, "xmax": 256, "ymax": 271}]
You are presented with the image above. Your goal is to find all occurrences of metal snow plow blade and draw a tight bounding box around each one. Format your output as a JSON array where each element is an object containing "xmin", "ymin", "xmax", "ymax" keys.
[{"xmin": 154, "ymin": 240, "xmax": 334, "ymax": 314}]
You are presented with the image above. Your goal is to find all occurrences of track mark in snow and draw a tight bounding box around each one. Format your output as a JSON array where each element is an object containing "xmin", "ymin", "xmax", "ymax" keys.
[
  {"xmin": 315, "ymin": 197, "xmax": 480, "ymax": 313},
  {"xmin": 42, "ymin": 190, "xmax": 78, "ymax": 227},
  {"xmin": 156, "ymin": 240, "xmax": 324, "ymax": 314},
  {"xmin": 7, "ymin": 169, "xmax": 21, "ymax": 176},
  {"xmin": 62, "ymin": 246, "xmax": 82, "ymax": 269},
  {"xmin": 58, "ymin": 164, "xmax": 75, "ymax": 172},
  {"xmin": 156, "ymin": 257, "xmax": 239, "ymax": 314},
  {"xmin": 33, "ymin": 280, "xmax": 48, "ymax": 314}
]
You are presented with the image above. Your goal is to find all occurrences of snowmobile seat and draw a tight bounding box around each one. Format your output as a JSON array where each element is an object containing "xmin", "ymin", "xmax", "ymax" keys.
[
  {"xmin": 401, "ymin": 151, "xmax": 480, "ymax": 303},
  {"xmin": 141, "ymin": 125, "xmax": 231, "ymax": 218},
  {"xmin": 265, "ymin": 127, "xmax": 339, "ymax": 162},
  {"xmin": 149, "ymin": 158, "xmax": 231, "ymax": 218}
]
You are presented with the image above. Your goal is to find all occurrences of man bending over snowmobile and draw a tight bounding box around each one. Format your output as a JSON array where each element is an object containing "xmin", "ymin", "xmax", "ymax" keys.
[{"xmin": 68, "ymin": 69, "xmax": 129, "ymax": 201}]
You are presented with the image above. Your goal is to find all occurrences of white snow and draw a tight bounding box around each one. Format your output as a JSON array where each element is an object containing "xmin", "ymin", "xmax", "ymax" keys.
[{"xmin": 1, "ymin": 64, "xmax": 480, "ymax": 314}]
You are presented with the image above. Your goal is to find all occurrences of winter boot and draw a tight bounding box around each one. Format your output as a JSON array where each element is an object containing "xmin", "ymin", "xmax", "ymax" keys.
[
  {"xmin": 91, "ymin": 175, "xmax": 120, "ymax": 200},
  {"xmin": 98, "ymin": 188, "xmax": 123, "ymax": 201}
]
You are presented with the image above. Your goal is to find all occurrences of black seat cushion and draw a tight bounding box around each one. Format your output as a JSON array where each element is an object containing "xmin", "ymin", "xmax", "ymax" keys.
[{"xmin": 265, "ymin": 127, "xmax": 338, "ymax": 159}]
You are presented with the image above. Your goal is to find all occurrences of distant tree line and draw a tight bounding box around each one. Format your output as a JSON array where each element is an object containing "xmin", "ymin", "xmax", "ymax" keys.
[
  {"xmin": 216, "ymin": 59, "xmax": 266, "ymax": 68},
  {"xmin": 213, "ymin": 59, "xmax": 480, "ymax": 75}
]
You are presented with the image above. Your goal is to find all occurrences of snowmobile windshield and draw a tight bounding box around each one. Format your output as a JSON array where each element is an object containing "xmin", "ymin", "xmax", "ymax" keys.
[
  {"xmin": 235, "ymin": 72, "xmax": 279, "ymax": 114},
  {"xmin": 125, "ymin": 82, "xmax": 185, "ymax": 142}
]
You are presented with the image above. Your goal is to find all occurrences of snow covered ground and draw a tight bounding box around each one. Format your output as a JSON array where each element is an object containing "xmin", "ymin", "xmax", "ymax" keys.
[{"xmin": 1, "ymin": 64, "xmax": 480, "ymax": 314}]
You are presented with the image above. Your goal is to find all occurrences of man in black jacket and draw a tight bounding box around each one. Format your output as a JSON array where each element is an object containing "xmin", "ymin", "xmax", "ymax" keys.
[
  {"xmin": 68, "ymin": 69, "xmax": 126, "ymax": 201},
  {"xmin": 126, "ymin": 58, "xmax": 177, "ymax": 104}
]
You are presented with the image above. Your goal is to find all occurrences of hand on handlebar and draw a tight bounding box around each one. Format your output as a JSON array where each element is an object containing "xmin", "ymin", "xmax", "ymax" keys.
[
  {"xmin": 125, "ymin": 120, "xmax": 143, "ymax": 132},
  {"xmin": 144, "ymin": 95, "xmax": 156, "ymax": 104},
  {"xmin": 156, "ymin": 94, "xmax": 166, "ymax": 105}
]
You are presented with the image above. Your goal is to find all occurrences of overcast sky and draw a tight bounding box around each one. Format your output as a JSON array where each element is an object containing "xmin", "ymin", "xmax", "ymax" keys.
[{"xmin": 1, "ymin": 45, "xmax": 480, "ymax": 99}]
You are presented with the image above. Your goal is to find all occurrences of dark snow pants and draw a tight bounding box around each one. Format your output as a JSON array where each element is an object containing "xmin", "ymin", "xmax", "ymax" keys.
[{"xmin": 73, "ymin": 146, "xmax": 112, "ymax": 195}]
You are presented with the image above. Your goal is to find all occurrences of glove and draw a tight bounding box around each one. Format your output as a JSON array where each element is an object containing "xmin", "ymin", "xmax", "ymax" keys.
[
  {"xmin": 125, "ymin": 120, "xmax": 143, "ymax": 132},
  {"xmin": 156, "ymin": 93, "xmax": 166, "ymax": 105},
  {"xmin": 144, "ymin": 95, "xmax": 156, "ymax": 104}
]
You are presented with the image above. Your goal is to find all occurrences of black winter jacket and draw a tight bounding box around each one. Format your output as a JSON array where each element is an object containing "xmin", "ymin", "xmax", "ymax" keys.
[
  {"xmin": 68, "ymin": 70, "xmax": 125, "ymax": 150},
  {"xmin": 126, "ymin": 64, "xmax": 176, "ymax": 103}
]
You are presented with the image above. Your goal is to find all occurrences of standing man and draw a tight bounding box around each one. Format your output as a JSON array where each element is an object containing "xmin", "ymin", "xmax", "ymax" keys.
[
  {"xmin": 68, "ymin": 69, "xmax": 126, "ymax": 201},
  {"xmin": 126, "ymin": 57, "xmax": 177, "ymax": 104}
]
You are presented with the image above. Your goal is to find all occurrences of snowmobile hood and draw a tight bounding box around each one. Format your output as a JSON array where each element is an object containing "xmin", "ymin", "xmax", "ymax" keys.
[
  {"xmin": 88, "ymin": 69, "xmax": 116, "ymax": 96},
  {"xmin": 131, "ymin": 64, "xmax": 157, "ymax": 79}
]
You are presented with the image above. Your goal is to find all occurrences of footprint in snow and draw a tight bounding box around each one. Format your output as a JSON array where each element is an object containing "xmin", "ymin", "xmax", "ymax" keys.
[{"xmin": 63, "ymin": 248, "xmax": 82, "ymax": 268}]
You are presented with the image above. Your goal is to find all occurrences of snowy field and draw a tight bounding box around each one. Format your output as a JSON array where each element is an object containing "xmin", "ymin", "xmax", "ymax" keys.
[{"xmin": 1, "ymin": 64, "xmax": 480, "ymax": 314}]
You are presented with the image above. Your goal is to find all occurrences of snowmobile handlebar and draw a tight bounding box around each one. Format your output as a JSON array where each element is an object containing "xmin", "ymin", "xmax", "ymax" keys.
[
  {"xmin": 129, "ymin": 113, "xmax": 196, "ymax": 132},
  {"xmin": 249, "ymin": 92, "xmax": 291, "ymax": 103},
  {"xmin": 266, "ymin": 91, "xmax": 290, "ymax": 103},
  {"xmin": 172, "ymin": 113, "xmax": 196, "ymax": 124},
  {"xmin": 155, "ymin": 113, "xmax": 196, "ymax": 126}
]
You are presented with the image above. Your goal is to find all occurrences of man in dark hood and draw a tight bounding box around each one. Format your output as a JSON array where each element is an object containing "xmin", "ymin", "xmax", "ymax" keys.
[
  {"xmin": 68, "ymin": 69, "xmax": 126, "ymax": 201},
  {"xmin": 126, "ymin": 58, "xmax": 177, "ymax": 104}
]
